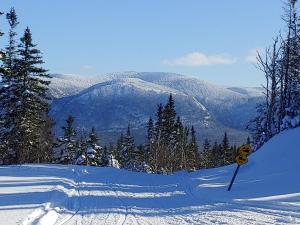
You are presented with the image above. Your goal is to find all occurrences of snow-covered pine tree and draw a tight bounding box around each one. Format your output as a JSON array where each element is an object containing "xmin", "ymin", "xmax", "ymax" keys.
[
  {"xmin": 57, "ymin": 115, "xmax": 77, "ymax": 164},
  {"xmin": 162, "ymin": 94, "xmax": 177, "ymax": 174},
  {"xmin": 86, "ymin": 127, "xmax": 102, "ymax": 166},
  {"xmin": 75, "ymin": 134, "xmax": 88, "ymax": 165},
  {"xmin": 107, "ymin": 142, "xmax": 119, "ymax": 168},
  {"xmin": 13, "ymin": 27, "xmax": 52, "ymax": 163},
  {"xmin": 121, "ymin": 125, "xmax": 142, "ymax": 171},
  {"xmin": 0, "ymin": 8, "xmax": 20, "ymax": 164}
]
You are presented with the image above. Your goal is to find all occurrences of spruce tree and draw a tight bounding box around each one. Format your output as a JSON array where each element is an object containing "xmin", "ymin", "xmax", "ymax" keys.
[
  {"xmin": 174, "ymin": 116, "xmax": 187, "ymax": 171},
  {"xmin": 120, "ymin": 125, "xmax": 140, "ymax": 171},
  {"xmin": 14, "ymin": 27, "xmax": 52, "ymax": 163},
  {"xmin": 86, "ymin": 127, "xmax": 102, "ymax": 166},
  {"xmin": 57, "ymin": 115, "xmax": 77, "ymax": 164},
  {"xmin": 189, "ymin": 126, "xmax": 199, "ymax": 170},
  {"xmin": 0, "ymin": 8, "xmax": 19, "ymax": 164},
  {"xmin": 162, "ymin": 94, "xmax": 177, "ymax": 174}
]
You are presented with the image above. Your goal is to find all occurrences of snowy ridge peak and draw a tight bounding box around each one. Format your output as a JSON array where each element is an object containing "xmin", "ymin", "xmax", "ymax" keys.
[{"xmin": 49, "ymin": 72, "xmax": 263, "ymax": 145}]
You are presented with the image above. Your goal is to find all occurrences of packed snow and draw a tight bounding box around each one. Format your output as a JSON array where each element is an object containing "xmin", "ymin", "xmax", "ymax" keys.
[{"xmin": 0, "ymin": 128, "xmax": 299, "ymax": 225}]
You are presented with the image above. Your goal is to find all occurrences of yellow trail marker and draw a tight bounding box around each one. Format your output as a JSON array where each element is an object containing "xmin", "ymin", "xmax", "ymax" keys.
[
  {"xmin": 235, "ymin": 154, "xmax": 248, "ymax": 165},
  {"xmin": 228, "ymin": 144, "xmax": 253, "ymax": 191}
]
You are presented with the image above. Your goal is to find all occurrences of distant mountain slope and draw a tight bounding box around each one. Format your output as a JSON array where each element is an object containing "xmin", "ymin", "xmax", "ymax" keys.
[{"xmin": 49, "ymin": 72, "xmax": 263, "ymax": 144}]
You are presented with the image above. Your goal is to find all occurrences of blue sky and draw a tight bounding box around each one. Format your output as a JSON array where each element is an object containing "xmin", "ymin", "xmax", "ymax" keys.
[{"xmin": 1, "ymin": 0, "xmax": 284, "ymax": 86}]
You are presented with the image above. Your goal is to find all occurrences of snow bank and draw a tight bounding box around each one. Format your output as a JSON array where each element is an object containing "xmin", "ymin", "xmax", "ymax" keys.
[{"xmin": 190, "ymin": 127, "xmax": 300, "ymax": 203}]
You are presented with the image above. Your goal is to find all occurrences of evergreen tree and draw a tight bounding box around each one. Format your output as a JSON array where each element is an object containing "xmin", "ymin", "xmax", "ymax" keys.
[
  {"xmin": 186, "ymin": 125, "xmax": 198, "ymax": 171},
  {"xmin": 174, "ymin": 117, "xmax": 188, "ymax": 171},
  {"xmin": 75, "ymin": 133, "xmax": 88, "ymax": 165},
  {"xmin": 0, "ymin": 8, "xmax": 19, "ymax": 164},
  {"xmin": 153, "ymin": 103, "xmax": 164, "ymax": 173},
  {"xmin": 86, "ymin": 127, "xmax": 102, "ymax": 166},
  {"xmin": 146, "ymin": 117, "xmax": 155, "ymax": 171},
  {"xmin": 13, "ymin": 27, "xmax": 52, "ymax": 163},
  {"xmin": 101, "ymin": 145, "xmax": 109, "ymax": 167},
  {"xmin": 107, "ymin": 142, "xmax": 119, "ymax": 168},
  {"xmin": 118, "ymin": 125, "xmax": 136, "ymax": 170},
  {"xmin": 162, "ymin": 94, "xmax": 177, "ymax": 174},
  {"xmin": 57, "ymin": 115, "xmax": 77, "ymax": 164},
  {"xmin": 201, "ymin": 138, "xmax": 211, "ymax": 168}
]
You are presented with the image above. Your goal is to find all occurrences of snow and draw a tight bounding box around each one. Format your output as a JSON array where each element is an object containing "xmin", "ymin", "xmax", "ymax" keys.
[
  {"xmin": 1, "ymin": 128, "xmax": 299, "ymax": 225},
  {"xmin": 49, "ymin": 72, "xmax": 263, "ymax": 146}
]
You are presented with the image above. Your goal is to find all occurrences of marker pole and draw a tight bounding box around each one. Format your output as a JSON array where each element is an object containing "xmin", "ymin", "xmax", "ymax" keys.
[{"xmin": 227, "ymin": 165, "xmax": 240, "ymax": 191}]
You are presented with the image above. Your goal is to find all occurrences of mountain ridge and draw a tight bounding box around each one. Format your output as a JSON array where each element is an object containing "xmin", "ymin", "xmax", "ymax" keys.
[{"xmin": 49, "ymin": 72, "xmax": 263, "ymax": 145}]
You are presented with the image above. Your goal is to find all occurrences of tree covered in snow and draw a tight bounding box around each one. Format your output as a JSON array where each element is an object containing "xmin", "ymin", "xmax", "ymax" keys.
[
  {"xmin": 0, "ymin": 8, "xmax": 19, "ymax": 164},
  {"xmin": 86, "ymin": 127, "xmax": 102, "ymax": 166},
  {"xmin": 117, "ymin": 125, "xmax": 140, "ymax": 170},
  {"xmin": 0, "ymin": 9, "xmax": 53, "ymax": 164},
  {"xmin": 107, "ymin": 143, "xmax": 119, "ymax": 168},
  {"xmin": 57, "ymin": 115, "xmax": 77, "ymax": 164},
  {"xmin": 249, "ymin": 0, "xmax": 300, "ymax": 149}
]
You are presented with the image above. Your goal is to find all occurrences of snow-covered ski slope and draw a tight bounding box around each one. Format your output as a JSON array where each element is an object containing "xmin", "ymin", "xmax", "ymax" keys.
[{"xmin": 0, "ymin": 128, "xmax": 299, "ymax": 225}]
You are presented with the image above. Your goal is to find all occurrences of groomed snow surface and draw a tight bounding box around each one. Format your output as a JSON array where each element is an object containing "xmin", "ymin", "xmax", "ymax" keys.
[{"xmin": 1, "ymin": 128, "xmax": 300, "ymax": 225}]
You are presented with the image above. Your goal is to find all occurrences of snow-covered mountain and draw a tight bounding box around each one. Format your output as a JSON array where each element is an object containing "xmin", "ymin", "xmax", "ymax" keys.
[
  {"xmin": 49, "ymin": 72, "xmax": 263, "ymax": 144},
  {"xmin": 1, "ymin": 128, "xmax": 299, "ymax": 224}
]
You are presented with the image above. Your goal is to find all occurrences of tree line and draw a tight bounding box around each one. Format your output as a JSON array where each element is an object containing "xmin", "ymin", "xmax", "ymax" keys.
[{"xmin": 54, "ymin": 95, "xmax": 242, "ymax": 174}]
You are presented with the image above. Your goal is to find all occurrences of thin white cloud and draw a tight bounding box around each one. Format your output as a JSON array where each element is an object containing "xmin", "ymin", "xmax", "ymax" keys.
[
  {"xmin": 163, "ymin": 52, "xmax": 237, "ymax": 67},
  {"xmin": 245, "ymin": 48, "xmax": 263, "ymax": 64},
  {"xmin": 82, "ymin": 65, "xmax": 93, "ymax": 70}
]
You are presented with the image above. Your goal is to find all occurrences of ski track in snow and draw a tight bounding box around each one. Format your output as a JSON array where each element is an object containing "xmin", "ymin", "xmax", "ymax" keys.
[
  {"xmin": 1, "ymin": 128, "xmax": 300, "ymax": 225},
  {"xmin": 0, "ymin": 165, "xmax": 299, "ymax": 225}
]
